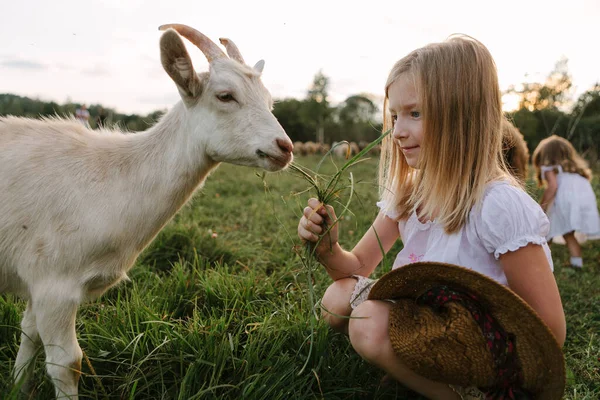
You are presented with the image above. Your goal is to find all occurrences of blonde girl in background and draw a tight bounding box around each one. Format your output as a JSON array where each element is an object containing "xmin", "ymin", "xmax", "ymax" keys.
[
  {"xmin": 298, "ymin": 35, "xmax": 565, "ymax": 399},
  {"xmin": 532, "ymin": 135, "xmax": 600, "ymax": 269}
]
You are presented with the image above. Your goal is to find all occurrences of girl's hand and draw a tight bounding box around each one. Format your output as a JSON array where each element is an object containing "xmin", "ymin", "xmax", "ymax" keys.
[{"xmin": 298, "ymin": 198, "xmax": 339, "ymax": 254}]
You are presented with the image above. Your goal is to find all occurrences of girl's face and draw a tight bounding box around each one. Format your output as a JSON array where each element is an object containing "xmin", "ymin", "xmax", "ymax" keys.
[{"xmin": 388, "ymin": 74, "xmax": 423, "ymax": 168}]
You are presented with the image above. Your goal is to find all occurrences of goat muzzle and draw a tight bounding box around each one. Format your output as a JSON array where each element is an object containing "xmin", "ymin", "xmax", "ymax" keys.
[{"xmin": 276, "ymin": 138, "xmax": 294, "ymax": 154}]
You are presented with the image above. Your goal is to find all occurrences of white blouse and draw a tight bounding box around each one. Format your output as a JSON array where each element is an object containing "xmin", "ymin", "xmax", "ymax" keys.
[{"xmin": 377, "ymin": 181, "xmax": 553, "ymax": 286}]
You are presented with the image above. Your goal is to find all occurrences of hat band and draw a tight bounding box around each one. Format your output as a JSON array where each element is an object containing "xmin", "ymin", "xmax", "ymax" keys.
[{"xmin": 418, "ymin": 285, "xmax": 531, "ymax": 399}]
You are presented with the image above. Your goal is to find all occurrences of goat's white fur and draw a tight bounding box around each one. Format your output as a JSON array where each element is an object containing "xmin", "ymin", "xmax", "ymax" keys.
[{"xmin": 0, "ymin": 25, "xmax": 292, "ymax": 399}]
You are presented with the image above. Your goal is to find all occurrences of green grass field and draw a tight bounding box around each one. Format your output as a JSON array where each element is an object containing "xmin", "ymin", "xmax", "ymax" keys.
[{"xmin": 1, "ymin": 155, "xmax": 598, "ymax": 399}]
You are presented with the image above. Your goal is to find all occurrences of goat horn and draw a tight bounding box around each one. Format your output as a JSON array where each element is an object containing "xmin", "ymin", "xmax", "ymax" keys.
[
  {"xmin": 159, "ymin": 23, "xmax": 226, "ymax": 63},
  {"xmin": 218, "ymin": 38, "xmax": 245, "ymax": 64}
]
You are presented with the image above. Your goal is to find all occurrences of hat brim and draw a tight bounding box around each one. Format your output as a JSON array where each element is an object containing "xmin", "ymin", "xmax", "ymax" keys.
[{"xmin": 367, "ymin": 262, "xmax": 565, "ymax": 400}]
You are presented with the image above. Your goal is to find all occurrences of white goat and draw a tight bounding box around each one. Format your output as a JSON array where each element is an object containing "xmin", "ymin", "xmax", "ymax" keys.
[{"xmin": 0, "ymin": 24, "xmax": 293, "ymax": 399}]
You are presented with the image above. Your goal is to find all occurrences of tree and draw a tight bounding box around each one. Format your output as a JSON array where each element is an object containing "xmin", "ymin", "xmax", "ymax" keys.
[
  {"xmin": 333, "ymin": 94, "xmax": 380, "ymax": 143},
  {"xmin": 338, "ymin": 95, "xmax": 377, "ymax": 125},
  {"xmin": 505, "ymin": 57, "xmax": 573, "ymax": 111},
  {"xmin": 302, "ymin": 70, "xmax": 333, "ymax": 144},
  {"xmin": 0, "ymin": 94, "xmax": 166, "ymax": 133},
  {"xmin": 504, "ymin": 57, "xmax": 577, "ymax": 155},
  {"xmin": 273, "ymin": 98, "xmax": 312, "ymax": 142},
  {"xmin": 571, "ymin": 83, "xmax": 600, "ymax": 119},
  {"xmin": 307, "ymin": 71, "xmax": 328, "ymax": 103},
  {"xmin": 566, "ymin": 84, "xmax": 600, "ymax": 159}
]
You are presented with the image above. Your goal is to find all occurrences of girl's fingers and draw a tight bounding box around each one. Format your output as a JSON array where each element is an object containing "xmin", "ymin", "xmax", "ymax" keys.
[
  {"xmin": 307, "ymin": 198, "xmax": 321, "ymax": 209},
  {"xmin": 305, "ymin": 218, "xmax": 322, "ymax": 234},
  {"xmin": 303, "ymin": 206, "xmax": 324, "ymax": 224},
  {"xmin": 298, "ymin": 223, "xmax": 319, "ymax": 242},
  {"xmin": 299, "ymin": 216, "xmax": 322, "ymax": 235},
  {"xmin": 307, "ymin": 198, "xmax": 330, "ymax": 215},
  {"xmin": 298, "ymin": 200, "xmax": 338, "ymax": 247},
  {"xmin": 306, "ymin": 198, "xmax": 333, "ymax": 217}
]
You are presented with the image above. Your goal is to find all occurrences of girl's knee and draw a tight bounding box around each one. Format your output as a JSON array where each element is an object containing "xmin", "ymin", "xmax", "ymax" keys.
[
  {"xmin": 321, "ymin": 278, "xmax": 356, "ymax": 332},
  {"xmin": 348, "ymin": 300, "xmax": 389, "ymax": 361}
]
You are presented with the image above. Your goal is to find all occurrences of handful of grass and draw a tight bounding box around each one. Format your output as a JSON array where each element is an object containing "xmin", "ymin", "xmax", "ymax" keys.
[{"xmin": 289, "ymin": 131, "xmax": 390, "ymax": 374}]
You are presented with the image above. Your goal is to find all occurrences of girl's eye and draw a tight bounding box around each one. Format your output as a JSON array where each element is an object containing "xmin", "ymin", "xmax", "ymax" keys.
[
  {"xmin": 391, "ymin": 115, "xmax": 398, "ymax": 125},
  {"xmin": 217, "ymin": 93, "xmax": 235, "ymax": 102},
  {"xmin": 410, "ymin": 111, "xmax": 421, "ymax": 118}
]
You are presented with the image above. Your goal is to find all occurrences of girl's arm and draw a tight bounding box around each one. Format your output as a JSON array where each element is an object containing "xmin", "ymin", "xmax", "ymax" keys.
[
  {"xmin": 340, "ymin": 211, "xmax": 400, "ymax": 278},
  {"xmin": 500, "ymin": 243, "xmax": 566, "ymax": 346},
  {"xmin": 539, "ymin": 170, "xmax": 558, "ymax": 212},
  {"xmin": 299, "ymin": 198, "xmax": 400, "ymax": 280}
]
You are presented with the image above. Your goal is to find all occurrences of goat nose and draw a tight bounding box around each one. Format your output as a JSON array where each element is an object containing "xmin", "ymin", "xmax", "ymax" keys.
[{"xmin": 276, "ymin": 138, "xmax": 293, "ymax": 154}]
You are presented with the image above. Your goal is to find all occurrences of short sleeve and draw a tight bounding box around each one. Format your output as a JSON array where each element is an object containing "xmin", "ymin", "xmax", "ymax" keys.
[
  {"xmin": 540, "ymin": 165, "xmax": 563, "ymax": 177},
  {"xmin": 376, "ymin": 200, "xmax": 400, "ymax": 220},
  {"xmin": 474, "ymin": 183, "xmax": 550, "ymax": 259}
]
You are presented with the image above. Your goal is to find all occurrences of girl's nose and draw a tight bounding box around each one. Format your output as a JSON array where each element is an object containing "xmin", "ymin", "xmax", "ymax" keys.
[{"xmin": 393, "ymin": 122, "xmax": 407, "ymax": 140}]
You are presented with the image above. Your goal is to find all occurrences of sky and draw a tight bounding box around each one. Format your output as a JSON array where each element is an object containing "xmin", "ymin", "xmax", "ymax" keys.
[{"xmin": 1, "ymin": 0, "xmax": 599, "ymax": 116}]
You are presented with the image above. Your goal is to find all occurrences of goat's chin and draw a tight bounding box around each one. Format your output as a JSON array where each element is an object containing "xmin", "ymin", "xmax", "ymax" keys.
[
  {"xmin": 258, "ymin": 156, "xmax": 291, "ymax": 172},
  {"xmin": 222, "ymin": 152, "xmax": 292, "ymax": 172}
]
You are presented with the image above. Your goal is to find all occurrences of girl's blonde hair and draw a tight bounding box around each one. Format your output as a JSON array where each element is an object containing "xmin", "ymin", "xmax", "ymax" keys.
[
  {"xmin": 501, "ymin": 117, "xmax": 530, "ymax": 183},
  {"xmin": 378, "ymin": 34, "xmax": 516, "ymax": 233},
  {"xmin": 532, "ymin": 135, "xmax": 592, "ymax": 185}
]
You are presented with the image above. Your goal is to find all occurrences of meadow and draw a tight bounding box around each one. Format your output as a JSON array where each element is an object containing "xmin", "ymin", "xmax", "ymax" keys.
[{"xmin": 0, "ymin": 154, "xmax": 598, "ymax": 399}]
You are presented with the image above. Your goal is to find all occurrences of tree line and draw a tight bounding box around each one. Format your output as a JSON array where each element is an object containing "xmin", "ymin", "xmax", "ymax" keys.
[
  {"xmin": 1, "ymin": 59, "xmax": 598, "ymax": 164},
  {"xmin": 0, "ymin": 94, "xmax": 166, "ymax": 132},
  {"xmin": 505, "ymin": 58, "xmax": 600, "ymax": 164},
  {"xmin": 0, "ymin": 70, "xmax": 383, "ymax": 146}
]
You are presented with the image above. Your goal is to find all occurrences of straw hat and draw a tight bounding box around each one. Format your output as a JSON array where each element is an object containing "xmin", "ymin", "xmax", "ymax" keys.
[{"xmin": 367, "ymin": 262, "xmax": 565, "ymax": 399}]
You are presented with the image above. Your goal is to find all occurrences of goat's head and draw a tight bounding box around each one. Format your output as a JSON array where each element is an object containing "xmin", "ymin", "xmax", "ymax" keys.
[{"xmin": 158, "ymin": 24, "xmax": 293, "ymax": 172}]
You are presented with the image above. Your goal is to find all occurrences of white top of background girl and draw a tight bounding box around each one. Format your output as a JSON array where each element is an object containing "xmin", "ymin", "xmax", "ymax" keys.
[
  {"xmin": 378, "ymin": 180, "xmax": 553, "ymax": 286},
  {"xmin": 541, "ymin": 164, "xmax": 600, "ymax": 241}
]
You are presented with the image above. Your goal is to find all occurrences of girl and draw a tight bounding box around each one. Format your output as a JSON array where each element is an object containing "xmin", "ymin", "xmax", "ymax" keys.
[
  {"xmin": 532, "ymin": 135, "xmax": 600, "ymax": 269},
  {"xmin": 298, "ymin": 35, "xmax": 566, "ymax": 399}
]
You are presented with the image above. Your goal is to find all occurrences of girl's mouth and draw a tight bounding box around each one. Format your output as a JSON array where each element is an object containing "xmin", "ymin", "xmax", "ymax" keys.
[{"xmin": 402, "ymin": 145, "xmax": 419, "ymax": 152}]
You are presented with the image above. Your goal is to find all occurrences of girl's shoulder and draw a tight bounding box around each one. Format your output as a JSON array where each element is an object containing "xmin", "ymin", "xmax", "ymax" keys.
[
  {"xmin": 479, "ymin": 180, "xmax": 541, "ymax": 214},
  {"xmin": 376, "ymin": 200, "xmax": 401, "ymax": 221},
  {"xmin": 473, "ymin": 180, "xmax": 548, "ymax": 233},
  {"xmin": 540, "ymin": 164, "xmax": 563, "ymax": 175},
  {"xmin": 471, "ymin": 181, "xmax": 550, "ymax": 257}
]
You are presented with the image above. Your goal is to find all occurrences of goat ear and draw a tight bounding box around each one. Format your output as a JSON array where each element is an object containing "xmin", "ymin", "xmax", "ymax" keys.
[
  {"xmin": 160, "ymin": 29, "xmax": 203, "ymax": 102},
  {"xmin": 253, "ymin": 59, "xmax": 265, "ymax": 73}
]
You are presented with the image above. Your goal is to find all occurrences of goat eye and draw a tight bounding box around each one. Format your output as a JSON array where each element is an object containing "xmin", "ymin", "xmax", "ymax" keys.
[{"xmin": 216, "ymin": 93, "xmax": 235, "ymax": 102}]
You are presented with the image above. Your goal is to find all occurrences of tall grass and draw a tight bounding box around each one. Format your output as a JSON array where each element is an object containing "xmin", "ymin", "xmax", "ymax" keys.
[
  {"xmin": 0, "ymin": 157, "xmax": 598, "ymax": 399},
  {"xmin": 288, "ymin": 135, "xmax": 389, "ymax": 374}
]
